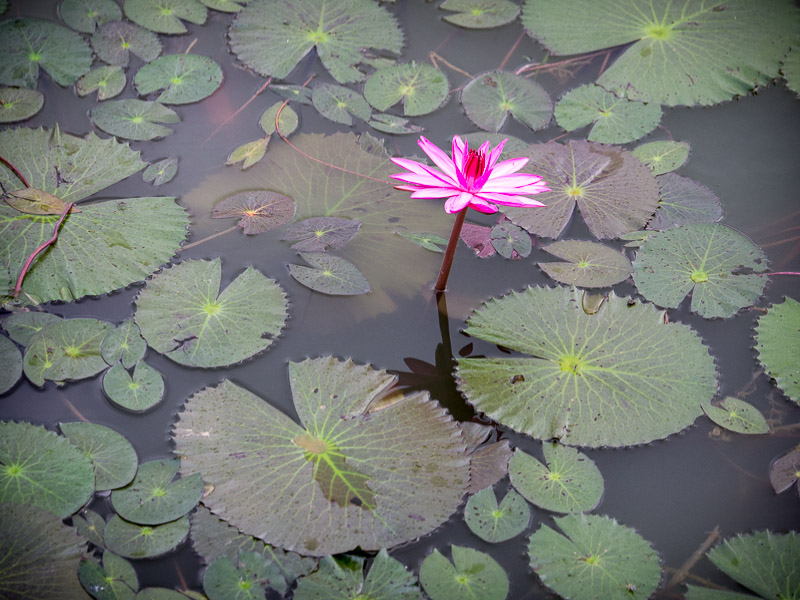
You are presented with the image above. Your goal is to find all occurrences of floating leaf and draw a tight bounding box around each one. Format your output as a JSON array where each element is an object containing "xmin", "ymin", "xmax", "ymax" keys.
[
  {"xmin": 134, "ymin": 258, "xmax": 288, "ymax": 368},
  {"xmin": 135, "ymin": 54, "xmax": 223, "ymax": 105},
  {"xmin": 102, "ymin": 319, "xmax": 147, "ymax": 369},
  {"xmin": 467, "ymin": 439, "xmax": 512, "ymax": 494},
  {"xmin": 0, "ymin": 334, "xmax": 22, "ymax": 394},
  {"xmin": 0, "ymin": 503, "xmax": 86, "ymax": 599},
  {"xmin": 60, "ymin": 421, "xmax": 139, "ymax": 491},
  {"xmin": 521, "ymin": 0, "xmax": 800, "ymax": 106},
  {"xmin": 103, "ymin": 361, "xmax": 166, "ymax": 413},
  {"xmin": 211, "ymin": 190, "xmax": 295, "ymax": 234},
  {"xmin": 74, "ymin": 509, "xmax": 107, "ymax": 547},
  {"xmin": 124, "ymin": 0, "xmax": 207, "ymax": 34},
  {"xmin": 1, "ymin": 311, "xmax": 62, "ymax": 346},
  {"xmin": 271, "ymin": 84, "xmax": 313, "ymax": 105},
  {"xmin": 367, "ymin": 113, "xmax": 423, "ymax": 134},
  {"xmin": 439, "ymin": 0, "xmax": 520, "ymax": 29},
  {"xmin": 702, "ymin": 397, "xmax": 769, "ymax": 435},
  {"xmin": 397, "ymin": 231, "xmax": 447, "ymax": 252},
  {"xmin": 502, "ymin": 140, "xmax": 659, "ymax": 240},
  {"xmin": 201, "ymin": 0, "xmax": 247, "ymax": 12},
  {"xmin": 632, "ymin": 140, "xmax": 690, "ymax": 175},
  {"xmin": 4, "ymin": 187, "xmax": 80, "ymax": 216},
  {"xmin": 143, "ymin": 157, "xmax": 178, "ymax": 186},
  {"xmin": 464, "ymin": 487, "xmax": 529, "ymax": 543},
  {"xmin": 538, "ymin": 239, "xmax": 632, "ymax": 287},
  {"xmin": 60, "ymin": 0, "xmax": 122, "ymax": 33},
  {"xmin": 0, "ymin": 18, "xmax": 92, "ymax": 88},
  {"xmin": 203, "ymin": 551, "xmax": 276, "ymax": 600},
  {"xmin": 76, "ymin": 65, "xmax": 127, "ymax": 100},
  {"xmin": 554, "ymin": 84, "xmax": 661, "ymax": 144},
  {"xmin": 0, "ymin": 421, "xmax": 95, "ymax": 517},
  {"xmin": 460, "ymin": 222, "xmax": 495, "ymax": 258},
  {"xmin": 174, "ymin": 356, "xmax": 470, "ymax": 556},
  {"xmin": 226, "ymin": 138, "xmax": 268, "ymax": 170},
  {"xmin": 104, "ymin": 514, "xmax": 190, "ymax": 559},
  {"xmin": 229, "ymin": 0, "xmax": 403, "ymax": 83},
  {"xmin": 648, "ymin": 173, "xmax": 723, "ymax": 231},
  {"xmin": 92, "ymin": 20, "xmax": 162, "ymax": 66},
  {"xmin": 419, "ymin": 546, "xmax": 509, "ymax": 600},
  {"xmin": 456, "ymin": 287, "xmax": 717, "ymax": 447},
  {"xmin": 528, "ymin": 514, "xmax": 661, "ymax": 600},
  {"xmin": 632, "ymin": 224, "xmax": 768, "ymax": 319},
  {"xmin": 490, "ymin": 219, "xmax": 531, "ymax": 258},
  {"xmin": 0, "ymin": 87, "xmax": 44, "ymax": 123},
  {"xmin": 312, "ymin": 83, "xmax": 371, "ymax": 125},
  {"xmin": 288, "ymin": 252, "xmax": 371, "ymax": 296},
  {"xmin": 91, "ymin": 99, "xmax": 180, "ymax": 141},
  {"xmin": 770, "ymin": 448, "xmax": 800, "ymax": 496},
  {"xmin": 259, "ymin": 101, "xmax": 299, "ymax": 136},
  {"xmin": 755, "ymin": 297, "xmax": 800, "ymax": 405},
  {"xmin": 78, "ymin": 552, "xmax": 139, "ymax": 600},
  {"xmin": 461, "ymin": 70, "xmax": 551, "ymax": 132},
  {"xmin": 135, "ymin": 589, "xmax": 199, "ymax": 600},
  {"xmin": 509, "ymin": 444, "xmax": 604, "ymax": 513},
  {"xmin": 364, "ymin": 62, "xmax": 449, "ymax": 117},
  {"xmin": 782, "ymin": 47, "xmax": 800, "ymax": 95},
  {"xmin": 618, "ymin": 229, "xmax": 650, "ymax": 248},
  {"xmin": 23, "ymin": 318, "xmax": 114, "ymax": 386},
  {"xmin": 282, "ymin": 217, "xmax": 361, "ymax": 251}
]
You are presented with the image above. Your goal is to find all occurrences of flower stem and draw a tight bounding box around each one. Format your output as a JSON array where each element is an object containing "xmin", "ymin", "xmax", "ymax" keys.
[{"xmin": 434, "ymin": 208, "xmax": 467, "ymax": 292}]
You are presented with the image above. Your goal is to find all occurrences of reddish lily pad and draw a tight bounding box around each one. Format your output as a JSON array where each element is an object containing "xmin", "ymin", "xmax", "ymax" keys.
[
  {"xmin": 281, "ymin": 217, "xmax": 361, "ymax": 251},
  {"xmin": 211, "ymin": 190, "xmax": 295, "ymax": 235},
  {"xmin": 770, "ymin": 448, "xmax": 800, "ymax": 497}
]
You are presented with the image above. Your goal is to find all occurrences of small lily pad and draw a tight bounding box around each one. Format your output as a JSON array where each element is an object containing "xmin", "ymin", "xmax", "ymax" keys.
[
  {"xmin": 76, "ymin": 65, "xmax": 127, "ymax": 100},
  {"xmin": 4, "ymin": 187, "xmax": 79, "ymax": 216},
  {"xmin": 124, "ymin": 0, "xmax": 207, "ymax": 34},
  {"xmin": 312, "ymin": 83, "xmax": 372, "ymax": 125},
  {"xmin": 701, "ymin": 397, "xmax": 770, "ymax": 435},
  {"xmin": 439, "ymin": 0, "xmax": 520, "ymax": 29},
  {"xmin": 632, "ymin": 140, "xmax": 690, "ymax": 175},
  {"xmin": 143, "ymin": 157, "xmax": 178, "ymax": 186},
  {"xmin": 538, "ymin": 239, "xmax": 633, "ymax": 287},
  {"xmin": 461, "ymin": 222, "xmax": 496, "ymax": 258},
  {"xmin": 201, "ymin": 0, "xmax": 247, "ymax": 12},
  {"xmin": 0, "ymin": 334, "xmax": 22, "ymax": 394},
  {"xmin": 461, "ymin": 70, "xmax": 552, "ymax": 132},
  {"xmin": 211, "ymin": 190, "xmax": 295, "ymax": 235},
  {"xmin": 648, "ymin": 174, "xmax": 723, "ymax": 231},
  {"xmin": 102, "ymin": 319, "xmax": 147, "ymax": 369},
  {"xmin": 78, "ymin": 552, "xmax": 139, "ymax": 600},
  {"xmin": 271, "ymin": 84, "xmax": 313, "ymax": 105},
  {"xmin": 397, "ymin": 231, "xmax": 447, "ymax": 252},
  {"xmin": 419, "ymin": 546, "xmax": 509, "ymax": 600},
  {"xmin": 91, "ymin": 99, "xmax": 180, "ymax": 141},
  {"xmin": 281, "ymin": 217, "xmax": 361, "ymax": 251},
  {"xmin": 104, "ymin": 514, "xmax": 190, "ymax": 559},
  {"xmin": 60, "ymin": 0, "xmax": 122, "ymax": 33},
  {"xmin": 770, "ymin": 448, "xmax": 800, "ymax": 496},
  {"xmin": 203, "ymin": 551, "xmax": 276, "ymax": 600},
  {"xmin": 288, "ymin": 252, "xmax": 370, "ymax": 295},
  {"xmin": 74, "ymin": 509, "xmax": 107, "ymax": 547},
  {"xmin": 364, "ymin": 62, "xmax": 449, "ymax": 117},
  {"xmin": 368, "ymin": 113, "xmax": 424, "ymax": 134},
  {"xmin": 755, "ymin": 297, "xmax": 800, "ymax": 406},
  {"xmin": 134, "ymin": 54, "xmax": 223, "ymax": 105},
  {"xmin": 259, "ymin": 101, "xmax": 299, "ymax": 136},
  {"xmin": 226, "ymin": 138, "xmax": 268, "ymax": 170},
  {"xmin": 464, "ymin": 487, "xmax": 530, "ymax": 543},
  {"xmin": 0, "ymin": 87, "xmax": 44, "ymax": 122},
  {"xmin": 60, "ymin": 421, "xmax": 139, "ymax": 491},
  {"xmin": 509, "ymin": 444, "xmax": 604, "ymax": 513},
  {"xmin": 490, "ymin": 220, "xmax": 531, "ymax": 258},
  {"xmin": 103, "ymin": 361, "xmax": 165, "ymax": 413},
  {"xmin": 92, "ymin": 20, "xmax": 162, "ymax": 66},
  {"xmin": 2, "ymin": 311, "xmax": 62, "ymax": 346}
]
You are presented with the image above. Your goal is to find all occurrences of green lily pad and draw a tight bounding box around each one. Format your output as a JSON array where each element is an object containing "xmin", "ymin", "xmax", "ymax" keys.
[
  {"xmin": 312, "ymin": 83, "xmax": 371, "ymax": 125},
  {"xmin": 104, "ymin": 514, "xmax": 190, "ymax": 559},
  {"xmin": 528, "ymin": 513, "xmax": 661, "ymax": 600},
  {"xmin": 770, "ymin": 448, "xmax": 800, "ymax": 496},
  {"xmin": 397, "ymin": 231, "xmax": 448, "ymax": 252},
  {"xmin": 490, "ymin": 220, "xmax": 531, "ymax": 259},
  {"xmin": 554, "ymin": 84, "xmax": 661, "ymax": 144},
  {"xmin": 124, "ymin": 0, "xmax": 207, "ymax": 34},
  {"xmin": 632, "ymin": 224, "xmax": 768, "ymax": 319},
  {"xmin": 293, "ymin": 551, "xmax": 424, "ymax": 600},
  {"xmin": 74, "ymin": 509, "xmax": 107, "ymax": 547},
  {"xmin": 282, "ymin": 217, "xmax": 361, "ymax": 251},
  {"xmin": 648, "ymin": 173, "xmax": 723, "ymax": 231},
  {"xmin": 23, "ymin": 318, "xmax": 114, "ymax": 386},
  {"xmin": 419, "ymin": 546, "xmax": 509, "ymax": 600},
  {"xmin": 134, "ymin": 589, "xmax": 198, "ymax": 600},
  {"xmin": 509, "ymin": 444, "xmax": 604, "ymax": 513},
  {"xmin": 0, "ymin": 87, "xmax": 44, "ymax": 123},
  {"xmin": 134, "ymin": 54, "xmax": 223, "ymax": 105},
  {"xmin": 92, "ymin": 20, "xmax": 162, "ymax": 66},
  {"xmin": 271, "ymin": 84, "xmax": 313, "ymax": 105},
  {"xmin": 701, "ymin": 396, "xmax": 769, "ymax": 435},
  {"xmin": 174, "ymin": 356, "xmax": 470, "ymax": 556},
  {"xmin": 464, "ymin": 487, "xmax": 529, "ymax": 543},
  {"xmin": 201, "ymin": 0, "xmax": 247, "ymax": 12},
  {"xmin": 538, "ymin": 239, "xmax": 633, "ymax": 287},
  {"xmin": 755, "ymin": 297, "xmax": 800, "ymax": 405},
  {"xmin": 364, "ymin": 62, "xmax": 449, "ymax": 117},
  {"xmin": 632, "ymin": 140, "xmax": 690, "ymax": 175},
  {"xmin": 258, "ymin": 101, "xmax": 299, "ymax": 136},
  {"xmin": 60, "ymin": 421, "xmax": 139, "ymax": 491},
  {"xmin": 288, "ymin": 252, "xmax": 371, "ymax": 296},
  {"xmin": 76, "ymin": 65, "xmax": 127, "ymax": 100},
  {"xmin": 461, "ymin": 70, "xmax": 552, "ymax": 132},
  {"xmin": 211, "ymin": 190, "xmax": 295, "ymax": 235},
  {"xmin": 0, "ymin": 420, "xmax": 95, "ymax": 517},
  {"xmin": 0, "ymin": 503, "xmax": 86, "ymax": 599},
  {"xmin": 521, "ymin": 0, "xmax": 800, "ymax": 106},
  {"xmin": 439, "ymin": 0, "xmax": 520, "ymax": 29},
  {"xmin": 456, "ymin": 286, "xmax": 717, "ymax": 447},
  {"xmin": 135, "ymin": 259, "xmax": 288, "ymax": 368},
  {"xmin": 229, "ymin": 0, "xmax": 403, "ymax": 83},
  {"xmin": 226, "ymin": 138, "xmax": 268, "ymax": 170},
  {"xmin": 203, "ymin": 551, "xmax": 277, "ymax": 600},
  {"xmin": 78, "ymin": 552, "xmax": 139, "ymax": 600},
  {"xmin": 0, "ymin": 334, "xmax": 22, "ymax": 394},
  {"xmin": 782, "ymin": 47, "xmax": 800, "ymax": 95},
  {"xmin": 91, "ymin": 99, "xmax": 180, "ymax": 141},
  {"xmin": 368, "ymin": 113, "xmax": 424, "ymax": 134},
  {"xmin": 143, "ymin": 157, "xmax": 178, "ymax": 186},
  {"xmin": 103, "ymin": 361, "xmax": 165, "ymax": 413},
  {"xmin": 502, "ymin": 140, "xmax": 659, "ymax": 240},
  {"xmin": 1, "ymin": 311, "xmax": 62, "ymax": 346},
  {"xmin": 112, "ymin": 459, "xmax": 202, "ymax": 525},
  {"xmin": 0, "ymin": 18, "xmax": 92, "ymax": 88},
  {"xmin": 102, "ymin": 319, "xmax": 147, "ymax": 369},
  {"xmin": 60, "ymin": 0, "xmax": 122, "ymax": 33}
]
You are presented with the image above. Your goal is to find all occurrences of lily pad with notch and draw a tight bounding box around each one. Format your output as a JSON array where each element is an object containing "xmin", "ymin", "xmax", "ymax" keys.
[
  {"xmin": 288, "ymin": 252, "xmax": 370, "ymax": 296},
  {"xmin": 464, "ymin": 486, "xmax": 529, "ymax": 543},
  {"xmin": 419, "ymin": 545, "xmax": 508, "ymax": 600},
  {"xmin": 0, "ymin": 87, "xmax": 44, "ymax": 123},
  {"xmin": 770, "ymin": 448, "xmax": 800, "ymax": 498},
  {"xmin": 0, "ymin": 334, "xmax": 22, "ymax": 394},
  {"xmin": 203, "ymin": 551, "xmax": 281, "ymax": 600},
  {"xmin": 364, "ymin": 62, "xmax": 449, "ymax": 117},
  {"xmin": 632, "ymin": 140, "xmax": 690, "ymax": 175},
  {"xmin": 103, "ymin": 361, "xmax": 166, "ymax": 413},
  {"xmin": 143, "ymin": 157, "xmax": 178, "ymax": 186},
  {"xmin": 648, "ymin": 173, "xmax": 723, "ymax": 231},
  {"xmin": 312, "ymin": 83, "xmax": 372, "ymax": 125},
  {"xmin": 76, "ymin": 65, "xmax": 126, "ymax": 100},
  {"xmin": 102, "ymin": 319, "xmax": 147, "ymax": 369},
  {"xmin": 538, "ymin": 239, "xmax": 632, "ymax": 287},
  {"xmin": 2, "ymin": 311, "xmax": 62, "ymax": 346},
  {"xmin": 201, "ymin": 0, "xmax": 247, "ymax": 12},
  {"xmin": 74, "ymin": 509, "xmax": 107, "ymax": 547},
  {"xmin": 211, "ymin": 190, "xmax": 295, "ymax": 235},
  {"xmin": 78, "ymin": 552, "xmax": 138, "ymax": 600},
  {"xmin": 91, "ymin": 99, "xmax": 180, "ymax": 141},
  {"xmin": 104, "ymin": 514, "xmax": 190, "ymax": 559},
  {"xmin": 60, "ymin": 0, "xmax": 122, "ymax": 33},
  {"xmin": 282, "ymin": 217, "xmax": 361, "ymax": 251},
  {"xmin": 226, "ymin": 138, "xmax": 268, "ymax": 170},
  {"xmin": 91, "ymin": 20, "xmax": 162, "ymax": 66},
  {"xmin": 397, "ymin": 230, "xmax": 447, "ymax": 252},
  {"xmin": 368, "ymin": 113, "xmax": 424, "ymax": 134},
  {"xmin": 439, "ymin": 0, "xmax": 520, "ymax": 29},
  {"xmin": 490, "ymin": 219, "xmax": 531, "ymax": 259},
  {"xmin": 701, "ymin": 397, "xmax": 769, "ymax": 435},
  {"xmin": 259, "ymin": 101, "xmax": 299, "ymax": 136},
  {"xmin": 123, "ymin": 0, "xmax": 207, "ymax": 34},
  {"xmin": 134, "ymin": 54, "xmax": 223, "ymax": 105},
  {"xmin": 60, "ymin": 421, "xmax": 139, "ymax": 491},
  {"xmin": 755, "ymin": 297, "xmax": 800, "ymax": 405},
  {"xmin": 271, "ymin": 84, "xmax": 313, "ymax": 105},
  {"xmin": 461, "ymin": 70, "xmax": 552, "ymax": 132}
]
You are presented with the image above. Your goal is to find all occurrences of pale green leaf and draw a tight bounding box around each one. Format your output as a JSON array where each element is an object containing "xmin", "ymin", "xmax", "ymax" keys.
[
  {"xmin": 538, "ymin": 239, "xmax": 633, "ymax": 287},
  {"xmin": 91, "ymin": 99, "xmax": 180, "ymax": 141},
  {"xmin": 648, "ymin": 173, "xmax": 723, "ymax": 230},
  {"xmin": 0, "ymin": 87, "xmax": 44, "ymax": 123},
  {"xmin": 464, "ymin": 487, "xmax": 529, "ymax": 543},
  {"xmin": 312, "ymin": 83, "xmax": 371, "ymax": 125},
  {"xmin": 367, "ymin": 113, "xmax": 423, "ymax": 134},
  {"xmin": 200, "ymin": 0, "xmax": 247, "ymax": 12},
  {"xmin": 78, "ymin": 552, "xmax": 138, "ymax": 600},
  {"xmin": 701, "ymin": 396, "xmax": 770, "ymax": 435},
  {"xmin": 134, "ymin": 54, "xmax": 223, "ymax": 104},
  {"xmin": 104, "ymin": 515, "xmax": 190, "ymax": 559},
  {"xmin": 1, "ymin": 311, "xmax": 62, "ymax": 346},
  {"xmin": 203, "ymin": 552, "xmax": 272, "ymax": 600},
  {"xmin": 102, "ymin": 361, "xmax": 166, "ymax": 413},
  {"xmin": 397, "ymin": 231, "xmax": 447, "ymax": 252},
  {"xmin": 364, "ymin": 62, "xmax": 449, "ymax": 117},
  {"xmin": 226, "ymin": 138, "xmax": 268, "ymax": 169},
  {"xmin": 76, "ymin": 65, "xmax": 127, "ymax": 100},
  {"xmin": 60, "ymin": 0, "xmax": 122, "ymax": 33},
  {"xmin": 755, "ymin": 297, "xmax": 800, "ymax": 405},
  {"xmin": 461, "ymin": 70, "xmax": 551, "ymax": 132},
  {"xmin": 419, "ymin": 546, "xmax": 508, "ymax": 600},
  {"xmin": 782, "ymin": 47, "xmax": 800, "ymax": 95},
  {"xmin": 143, "ymin": 157, "xmax": 178, "ymax": 186},
  {"xmin": 102, "ymin": 319, "xmax": 147, "ymax": 369},
  {"xmin": 124, "ymin": 0, "xmax": 207, "ymax": 34},
  {"xmin": 0, "ymin": 334, "xmax": 22, "ymax": 394},
  {"xmin": 631, "ymin": 140, "xmax": 690, "ymax": 175},
  {"xmin": 288, "ymin": 252, "xmax": 371, "ymax": 295},
  {"xmin": 439, "ymin": 0, "xmax": 520, "ymax": 29},
  {"xmin": 92, "ymin": 20, "xmax": 162, "ymax": 66},
  {"xmin": 74, "ymin": 509, "xmax": 107, "ymax": 547},
  {"xmin": 259, "ymin": 101, "xmax": 299, "ymax": 136},
  {"xmin": 59, "ymin": 421, "xmax": 139, "ymax": 491}
]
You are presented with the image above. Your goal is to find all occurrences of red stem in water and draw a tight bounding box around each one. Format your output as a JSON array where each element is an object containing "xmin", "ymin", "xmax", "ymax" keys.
[
  {"xmin": 0, "ymin": 153, "xmax": 29, "ymax": 188},
  {"xmin": 434, "ymin": 208, "xmax": 467, "ymax": 292},
  {"xmin": 14, "ymin": 202, "xmax": 74, "ymax": 298}
]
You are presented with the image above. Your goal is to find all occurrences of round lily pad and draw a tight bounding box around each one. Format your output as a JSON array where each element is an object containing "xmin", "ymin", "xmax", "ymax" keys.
[
  {"xmin": 124, "ymin": 0, "xmax": 207, "ymax": 34},
  {"xmin": 103, "ymin": 361, "xmax": 165, "ymax": 413},
  {"xmin": 143, "ymin": 157, "xmax": 178, "ymax": 185},
  {"xmin": 78, "ymin": 552, "xmax": 138, "ymax": 600},
  {"xmin": 60, "ymin": 421, "xmax": 139, "ymax": 491},
  {"xmin": 287, "ymin": 252, "xmax": 371, "ymax": 296},
  {"xmin": 282, "ymin": 217, "xmax": 361, "ymax": 251},
  {"xmin": 91, "ymin": 99, "xmax": 180, "ymax": 140},
  {"xmin": 528, "ymin": 513, "xmax": 661, "ymax": 600},
  {"xmin": 259, "ymin": 101, "xmax": 299, "ymax": 136},
  {"xmin": 364, "ymin": 62, "xmax": 449, "ymax": 117},
  {"xmin": 755, "ymin": 297, "xmax": 800, "ymax": 405},
  {"xmin": 60, "ymin": 0, "xmax": 122, "ymax": 33},
  {"xmin": 226, "ymin": 138, "xmax": 268, "ymax": 170},
  {"xmin": 312, "ymin": 83, "xmax": 372, "ymax": 125},
  {"xmin": 509, "ymin": 444, "xmax": 604, "ymax": 513},
  {"xmin": 0, "ymin": 86, "xmax": 44, "ymax": 122},
  {"xmin": 464, "ymin": 486, "xmax": 529, "ymax": 543},
  {"xmin": 461, "ymin": 70, "xmax": 552, "ymax": 132},
  {"xmin": 701, "ymin": 397, "xmax": 769, "ymax": 435},
  {"xmin": 76, "ymin": 65, "xmax": 126, "ymax": 100},
  {"xmin": 135, "ymin": 258, "xmax": 288, "ymax": 368},
  {"xmin": 173, "ymin": 356, "xmax": 470, "ymax": 556},
  {"xmin": 104, "ymin": 514, "xmax": 190, "ymax": 559},
  {"xmin": 134, "ymin": 54, "xmax": 223, "ymax": 105},
  {"xmin": 419, "ymin": 546, "xmax": 509, "ymax": 600},
  {"xmin": 92, "ymin": 20, "xmax": 162, "ymax": 66},
  {"xmin": 211, "ymin": 190, "xmax": 295, "ymax": 235},
  {"xmin": 1, "ymin": 311, "xmax": 62, "ymax": 346},
  {"xmin": 203, "ymin": 551, "xmax": 276, "ymax": 600},
  {"xmin": 632, "ymin": 223, "xmax": 768, "ymax": 319},
  {"xmin": 74, "ymin": 509, "xmax": 107, "ymax": 547},
  {"xmin": 538, "ymin": 239, "xmax": 633, "ymax": 287},
  {"xmin": 0, "ymin": 420, "xmax": 95, "ymax": 517},
  {"xmin": 102, "ymin": 319, "xmax": 147, "ymax": 369},
  {"xmin": 439, "ymin": 0, "xmax": 520, "ymax": 29},
  {"xmin": 490, "ymin": 220, "xmax": 532, "ymax": 259},
  {"xmin": 0, "ymin": 334, "xmax": 22, "ymax": 394},
  {"xmin": 648, "ymin": 173, "xmax": 723, "ymax": 231},
  {"xmin": 456, "ymin": 286, "xmax": 717, "ymax": 447},
  {"xmin": 632, "ymin": 140, "xmax": 690, "ymax": 175}
]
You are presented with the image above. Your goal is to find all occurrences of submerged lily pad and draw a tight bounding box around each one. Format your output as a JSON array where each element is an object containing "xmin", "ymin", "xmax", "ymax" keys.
[
  {"xmin": 701, "ymin": 397, "xmax": 769, "ymax": 435},
  {"xmin": 397, "ymin": 231, "xmax": 448, "ymax": 252},
  {"xmin": 1, "ymin": 311, "xmax": 62, "ymax": 346},
  {"xmin": 60, "ymin": 0, "xmax": 122, "ymax": 33},
  {"xmin": 538, "ymin": 239, "xmax": 632, "ymax": 287},
  {"xmin": 143, "ymin": 157, "xmax": 178, "ymax": 186},
  {"xmin": 211, "ymin": 190, "xmax": 295, "ymax": 235},
  {"xmin": 282, "ymin": 217, "xmax": 361, "ymax": 251},
  {"xmin": 104, "ymin": 514, "xmax": 190, "ymax": 559},
  {"xmin": 528, "ymin": 514, "xmax": 661, "ymax": 600},
  {"xmin": 419, "ymin": 546, "xmax": 509, "ymax": 600},
  {"xmin": 464, "ymin": 487, "xmax": 529, "ymax": 543},
  {"xmin": 60, "ymin": 421, "xmax": 139, "ymax": 491},
  {"xmin": 648, "ymin": 173, "xmax": 723, "ymax": 231},
  {"xmin": 74, "ymin": 509, "xmax": 107, "ymax": 547},
  {"xmin": 174, "ymin": 356, "xmax": 470, "ymax": 556},
  {"xmin": 76, "ymin": 65, "xmax": 127, "ymax": 100},
  {"xmin": 0, "ymin": 334, "xmax": 22, "ymax": 394},
  {"xmin": 461, "ymin": 70, "xmax": 552, "ymax": 132},
  {"xmin": 0, "ymin": 87, "xmax": 44, "ymax": 123},
  {"xmin": 288, "ymin": 252, "xmax": 371, "ymax": 296},
  {"xmin": 103, "ymin": 361, "xmax": 165, "ymax": 412},
  {"xmin": 755, "ymin": 297, "xmax": 800, "ymax": 405},
  {"xmin": 134, "ymin": 54, "xmax": 223, "ymax": 105},
  {"xmin": 770, "ymin": 449, "xmax": 800, "ymax": 497},
  {"xmin": 368, "ymin": 113, "xmax": 424, "ymax": 134},
  {"xmin": 632, "ymin": 224, "xmax": 768, "ymax": 319},
  {"xmin": 124, "ymin": 0, "xmax": 207, "ymax": 34},
  {"xmin": 102, "ymin": 319, "xmax": 147, "ymax": 369},
  {"xmin": 439, "ymin": 0, "xmax": 520, "ymax": 29},
  {"xmin": 91, "ymin": 99, "xmax": 180, "ymax": 140},
  {"xmin": 78, "ymin": 552, "xmax": 138, "ymax": 600},
  {"xmin": 632, "ymin": 140, "xmax": 690, "ymax": 175},
  {"xmin": 92, "ymin": 20, "xmax": 162, "ymax": 66},
  {"xmin": 456, "ymin": 287, "xmax": 717, "ymax": 447},
  {"xmin": 364, "ymin": 62, "xmax": 449, "ymax": 117},
  {"xmin": 135, "ymin": 259, "xmax": 288, "ymax": 368},
  {"xmin": 312, "ymin": 83, "xmax": 372, "ymax": 125}
]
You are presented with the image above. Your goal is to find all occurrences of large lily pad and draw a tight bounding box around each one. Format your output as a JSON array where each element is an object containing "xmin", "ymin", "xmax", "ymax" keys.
[
  {"xmin": 0, "ymin": 421, "xmax": 95, "ymax": 517},
  {"xmin": 538, "ymin": 239, "xmax": 632, "ymax": 287},
  {"xmin": 173, "ymin": 356, "xmax": 470, "ymax": 556},
  {"xmin": 59, "ymin": 421, "xmax": 139, "ymax": 491},
  {"xmin": 632, "ymin": 140, "xmax": 690, "ymax": 175},
  {"xmin": 456, "ymin": 286, "xmax": 717, "ymax": 447},
  {"xmin": 701, "ymin": 397, "xmax": 769, "ymax": 435},
  {"xmin": 104, "ymin": 514, "xmax": 190, "ymax": 559},
  {"xmin": 464, "ymin": 486, "xmax": 529, "ymax": 543},
  {"xmin": 229, "ymin": 0, "xmax": 403, "ymax": 83},
  {"xmin": 755, "ymin": 297, "xmax": 800, "ymax": 405},
  {"xmin": 364, "ymin": 62, "xmax": 449, "ymax": 117},
  {"xmin": 92, "ymin": 20, "xmax": 162, "ymax": 66},
  {"xmin": 439, "ymin": 0, "xmax": 520, "ymax": 29},
  {"xmin": 502, "ymin": 140, "xmax": 659, "ymax": 240},
  {"xmin": 211, "ymin": 190, "xmax": 295, "ymax": 235},
  {"xmin": 461, "ymin": 70, "xmax": 552, "ymax": 132},
  {"xmin": 528, "ymin": 514, "xmax": 661, "ymax": 600},
  {"xmin": 0, "ymin": 87, "xmax": 44, "ymax": 123},
  {"xmin": 123, "ymin": 0, "xmax": 207, "ymax": 34},
  {"xmin": 632, "ymin": 224, "xmax": 768, "ymax": 319},
  {"xmin": 134, "ymin": 54, "xmax": 223, "ymax": 105},
  {"xmin": 91, "ymin": 99, "xmax": 180, "ymax": 141},
  {"xmin": 0, "ymin": 334, "xmax": 22, "ymax": 394},
  {"xmin": 103, "ymin": 361, "xmax": 166, "ymax": 412},
  {"xmin": 312, "ymin": 83, "xmax": 372, "ymax": 126},
  {"xmin": 521, "ymin": 0, "xmax": 800, "ymax": 106},
  {"xmin": 419, "ymin": 546, "xmax": 509, "ymax": 600},
  {"xmin": 60, "ymin": 0, "xmax": 122, "ymax": 33},
  {"xmin": 648, "ymin": 173, "xmax": 723, "ymax": 231},
  {"xmin": 288, "ymin": 252, "xmax": 371, "ymax": 296},
  {"xmin": 134, "ymin": 258, "xmax": 288, "ymax": 368},
  {"xmin": 0, "ymin": 18, "xmax": 92, "ymax": 88}
]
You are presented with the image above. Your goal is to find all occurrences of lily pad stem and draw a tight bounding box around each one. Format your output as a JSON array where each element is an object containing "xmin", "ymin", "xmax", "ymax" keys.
[
  {"xmin": 14, "ymin": 201, "xmax": 74, "ymax": 298},
  {"xmin": 435, "ymin": 208, "xmax": 467, "ymax": 292},
  {"xmin": 0, "ymin": 153, "xmax": 29, "ymax": 188}
]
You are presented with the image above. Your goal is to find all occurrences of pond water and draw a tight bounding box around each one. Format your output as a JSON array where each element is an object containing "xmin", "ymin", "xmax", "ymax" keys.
[{"xmin": 1, "ymin": 1, "xmax": 799, "ymax": 599}]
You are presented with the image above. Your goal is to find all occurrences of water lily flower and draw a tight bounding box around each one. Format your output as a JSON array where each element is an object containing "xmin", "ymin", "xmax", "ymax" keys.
[{"xmin": 391, "ymin": 135, "xmax": 549, "ymax": 291}]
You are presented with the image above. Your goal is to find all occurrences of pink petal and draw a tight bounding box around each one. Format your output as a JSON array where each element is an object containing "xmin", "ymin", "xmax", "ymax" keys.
[
  {"xmin": 444, "ymin": 192, "xmax": 474, "ymax": 214},
  {"xmin": 487, "ymin": 157, "xmax": 529, "ymax": 178},
  {"xmin": 410, "ymin": 187, "xmax": 463, "ymax": 199},
  {"xmin": 468, "ymin": 197, "xmax": 499, "ymax": 214},
  {"xmin": 452, "ymin": 135, "xmax": 466, "ymax": 166},
  {"xmin": 485, "ymin": 138, "xmax": 507, "ymax": 170},
  {"xmin": 478, "ymin": 192, "xmax": 546, "ymax": 207},
  {"xmin": 418, "ymin": 136, "xmax": 458, "ymax": 181},
  {"xmin": 390, "ymin": 157, "xmax": 433, "ymax": 176},
  {"xmin": 391, "ymin": 172, "xmax": 452, "ymax": 187}
]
